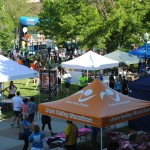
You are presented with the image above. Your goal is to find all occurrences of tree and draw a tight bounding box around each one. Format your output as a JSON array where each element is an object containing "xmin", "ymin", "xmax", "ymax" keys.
[
  {"xmin": 0, "ymin": 1, "xmax": 14, "ymax": 50},
  {"xmin": 37, "ymin": 0, "xmax": 150, "ymax": 52},
  {"xmin": 1, "ymin": 0, "xmax": 42, "ymax": 51},
  {"xmin": 37, "ymin": 0, "xmax": 102, "ymax": 49}
]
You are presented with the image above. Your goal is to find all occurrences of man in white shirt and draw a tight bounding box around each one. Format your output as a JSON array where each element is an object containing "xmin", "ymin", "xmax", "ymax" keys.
[{"xmin": 11, "ymin": 91, "xmax": 23, "ymax": 127}]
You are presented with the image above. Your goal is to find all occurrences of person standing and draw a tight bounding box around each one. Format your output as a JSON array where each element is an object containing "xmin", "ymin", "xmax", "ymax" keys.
[
  {"xmin": 98, "ymin": 72, "xmax": 103, "ymax": 82},
  {"xmin": 27, "ymin": 96, "xmax": 36, "ymax": 124},
  {"xmin": 109, "ymin": 72, "xmax": 115, "ymax": 89},
  {"xmin": 20, "ymin": 98, "xmax": 28, "ymax": 121},
  {"xmin": 22, "ymin": 113, "xmax": 32, "ymax": 150},
  {"xmin": 11, "ymin": 91, "xmax": 23, "ymax": 127},
  {"xmin": 122, "ymin": 76, "xmax": 128, "ymax": 95},
  {"xmin": 2, "ymin": 81, "xmax": 17, "ymax": 99},
  {"xmin": 90, "ymin": 126, "xmax": 99, "ymax": 150},
  {"xmin": 41, "ymin": 114, "xmax": 56, "ymax": 136},
  {"xmin": 29, "ymin": 124, "xmax": 45, "ymax": 150},
  {"xmin": 78, "ymin": 72, "xmax": 88, "ymax": 90},
  {"xmin": 115, "ymin": 78, "xmax": 122, "ymax": 92},
  {"xmin": 63, "ymin": 69, "xmax": 71, "ymax": 94},
  {"xmin": 64, "ymin": 120, "xmax": 78, "ymax": 150}
]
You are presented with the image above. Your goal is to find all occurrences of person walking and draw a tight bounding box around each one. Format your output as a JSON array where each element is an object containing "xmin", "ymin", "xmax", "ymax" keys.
[
  {"xmin": 41, "ymin": 114, "xmax": 56, "ymax": 136},
  {"xmin": 27, "ymin": 96, "xmax": 36, "ymax": 124},
  {"xmin": 64, "ymin": 120, "xmax": 78, "ymax": 150},
  {"xmin": 11, "ymin": 91, "xmax": 23, "ymax": 127},
  {"xmin": 21, "ymin": 113, "xmax": 32, "ymax": 150},
  {"xmin": 29, "ymin": 124, "xmax": 45, "ymax": 150}
]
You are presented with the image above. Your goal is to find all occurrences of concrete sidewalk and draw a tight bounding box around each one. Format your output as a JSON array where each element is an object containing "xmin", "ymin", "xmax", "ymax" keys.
[
  {"xmin": 0, "ymin": 114, "xmax": 68, "ymax": 150},
  {"xmin": 0, "ymin": 113, "xmax": 128, "ymax": 150}
]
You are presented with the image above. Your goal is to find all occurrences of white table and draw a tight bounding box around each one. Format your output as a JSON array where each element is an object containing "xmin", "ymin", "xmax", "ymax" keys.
[{"xmin": 0, "ymin": 99, "xmax": 12, "ymax": 104}]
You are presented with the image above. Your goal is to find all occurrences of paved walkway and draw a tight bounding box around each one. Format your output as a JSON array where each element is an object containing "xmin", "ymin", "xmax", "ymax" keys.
[
  {"xmin": 0, "ymin": 114, "xmax": 68, "ymax": 150},
  {"xmin": 0, "ymin": 113, "xmax": 128, "ymax": 150}
]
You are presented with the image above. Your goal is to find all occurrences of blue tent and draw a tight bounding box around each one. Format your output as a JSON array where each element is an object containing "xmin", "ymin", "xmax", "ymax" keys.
[
  {"xmin": 128, "ymin": 76, "xmax": 150, "ymax": 132},
  {"xmin": 128, "ymin": 43, "xmax": 150, "ymax": 59}
]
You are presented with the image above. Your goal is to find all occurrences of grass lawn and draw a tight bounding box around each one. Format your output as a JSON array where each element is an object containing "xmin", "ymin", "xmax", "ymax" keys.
[{"xmin": 1, "ymin": 78, "xmax": 78, "ymax": 118}]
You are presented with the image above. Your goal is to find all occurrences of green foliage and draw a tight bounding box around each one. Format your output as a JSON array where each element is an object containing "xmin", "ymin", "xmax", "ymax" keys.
[
  {"xmin": 1, "ymin": 79, "xmax": 78, "ymax": 119},
  {"xmin": 0, "ymin": 1, "xmax": 14, "ymax": 50},
  {"xmin": 0, "ymin": 0, "xmax": 149, "ymax": 52},
  {"xmin": 37, "ymin": 0, "xmax": 102, "ymax": 48},
  {"xmin": 37, "ymin": 0, "xmax": 150, "ymax": 52},
  {"xmin": 0, "ymin": 0, "xmax": 42, "ymax": 51}
]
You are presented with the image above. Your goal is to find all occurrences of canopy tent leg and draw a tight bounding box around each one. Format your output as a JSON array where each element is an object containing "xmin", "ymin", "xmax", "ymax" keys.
[{"xmin": 100, "ymin": 128, "xmax": 103, "ymax": 150}]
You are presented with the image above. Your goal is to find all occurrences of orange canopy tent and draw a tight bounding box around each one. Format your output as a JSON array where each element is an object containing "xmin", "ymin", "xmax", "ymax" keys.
[
  {"xmin": 38, "ymin": 79, "xmax": 150, "ymax": 149},
  {"xmin": 38, "ymin": 79, "xmax": 150, "ymax": 127}
]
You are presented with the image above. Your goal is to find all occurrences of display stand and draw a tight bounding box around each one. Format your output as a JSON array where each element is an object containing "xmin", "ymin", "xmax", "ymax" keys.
[{"xmin": 51, "ymin": 76, "xmax": 68, "ymax": 99}]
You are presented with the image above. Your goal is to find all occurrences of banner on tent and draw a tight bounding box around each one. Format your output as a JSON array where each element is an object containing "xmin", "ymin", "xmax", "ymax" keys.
[{"xmin": 39, "ymin": 69, "xmax": 57, "ymax": 93}]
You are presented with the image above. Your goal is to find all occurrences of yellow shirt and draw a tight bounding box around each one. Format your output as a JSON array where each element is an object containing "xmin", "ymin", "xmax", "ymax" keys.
[
  {"xmin": 78, "ymin": 76, "xmax": 88, "ymax": 86},
  {"xmin": 65, "ymin": 123, "xmax": 78, "ymax": 145},
  {"xmin": 21, "ymin": 41, "xmax": 26, "ymax": 48}
]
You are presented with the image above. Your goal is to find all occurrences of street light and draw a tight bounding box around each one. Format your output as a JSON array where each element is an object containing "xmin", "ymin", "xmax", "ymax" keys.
[
  {"xmin": 144, "ymin": 32, "xmax": 149, "ymax": 71},
  {"xmin": 46, "ymin": 39, "xmax": 53, "ymax": 101}
]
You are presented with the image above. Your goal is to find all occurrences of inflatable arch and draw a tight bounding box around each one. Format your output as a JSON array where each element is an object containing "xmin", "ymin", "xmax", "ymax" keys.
[{"xmin": 19, "ymin": 16, "xmax": 39, "ymax": 49}]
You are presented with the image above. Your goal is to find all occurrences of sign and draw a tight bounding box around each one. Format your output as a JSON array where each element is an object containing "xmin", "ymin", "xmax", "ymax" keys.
[
  {"xmin": 39, "ymin": 69, "xmax": 57, "ymax": 93},
  {"xmin": 27, "ymin": 19, "xmax": 37, "ymax": 25}
]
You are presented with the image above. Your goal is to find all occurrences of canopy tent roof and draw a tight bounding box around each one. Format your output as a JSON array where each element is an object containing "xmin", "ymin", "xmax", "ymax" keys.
[
  {"xmin": 38, "ymin": 79, "xmax": 150, "ymax": 128},
  {"xmin": 0, "ymin": 55, "xmax": 38, "ymax": 82},
  {"xmin": 104, "ymin": 50, "xmax": 140, "ymax": 65},
  {"xmin": 128, "ymin": 43, "xmax": 150, "ymax": 59},
  {"xmin": 61, "ymin": 51, "xmax": 119, "ymax": 70}
]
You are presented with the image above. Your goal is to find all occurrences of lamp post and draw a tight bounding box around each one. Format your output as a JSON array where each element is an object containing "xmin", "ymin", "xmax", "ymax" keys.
[
  {"xmin": 46, "ymin": 39, "xmax": 53, "ymax": 101},
  {"xmin": 144, "ymin": 32, "xmax": 149, "ymax": 71}
]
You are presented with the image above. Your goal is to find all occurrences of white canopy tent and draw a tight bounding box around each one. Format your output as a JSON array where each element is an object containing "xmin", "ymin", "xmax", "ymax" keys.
[
  {"xmin": 0, "ymin": 55, "xmax": 38, "ymax": 82},
  {"xmin": 61, "ymin": 51, "xmax": 119, "ymax": 70}
]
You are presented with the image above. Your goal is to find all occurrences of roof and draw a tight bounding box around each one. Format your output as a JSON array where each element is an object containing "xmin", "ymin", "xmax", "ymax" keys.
[
  {"xmin": 38, "ymin": 79, "xmax": 150, "ymax": 128},
  {"xmin": 104, "ymin": 50, "xmax": 140, "ymax": 65},
  {"xmin": 0, "ymin": 55, "xmax": 38, "ymax": 82},
  {"xmin": 61, "ymin": 51, "xmax": 119, "ymax": 70}
]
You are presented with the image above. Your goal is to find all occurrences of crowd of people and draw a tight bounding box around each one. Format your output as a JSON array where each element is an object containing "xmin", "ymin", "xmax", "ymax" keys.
[{"xmin": 1, "ymin": 48, "xmax": 150, "ymax": 150}]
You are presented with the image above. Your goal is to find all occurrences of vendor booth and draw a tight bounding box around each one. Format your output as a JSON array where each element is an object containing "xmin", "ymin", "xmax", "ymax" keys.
[
  {"xmin": 128, "ymin": 75, "xmax": 150, "ymax": 132},
  {"xmin": 61, "ymin": 51, "xmax": 119, "ymax": 70},
  {"xmin": 128, "ymin": 43, "xmax": 150, "ymax": 59},
  {"xmin": 104, "ymin": 50, "xmax": 140, "ymax": 65},
  {"xmin": 38, "ymin": 79, "xmax": 150, "ymax": 149},
  {"xmin": 0, "ymin": 55, "xmax": 38, "ymax": 82}
]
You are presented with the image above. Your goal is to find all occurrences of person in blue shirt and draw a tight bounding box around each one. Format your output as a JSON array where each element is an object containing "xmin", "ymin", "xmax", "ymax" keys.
[
  {"xmin": 27, "ymin": 96, "xmax": 36, "ymax": 123},
  {"xmin": 29, "ymin": 124, "xmax": 45, "ymax": 150},
  {"xmin": 115, "ymin": 78, "xmax": 122, "ymax": 92},
  {"xmin": 21, "ymin": 113, "xmax": 32, "ymax": 150},
  {"xmin": 98, "ymin": 72, "xmax": 103, "ymax": 82}
]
